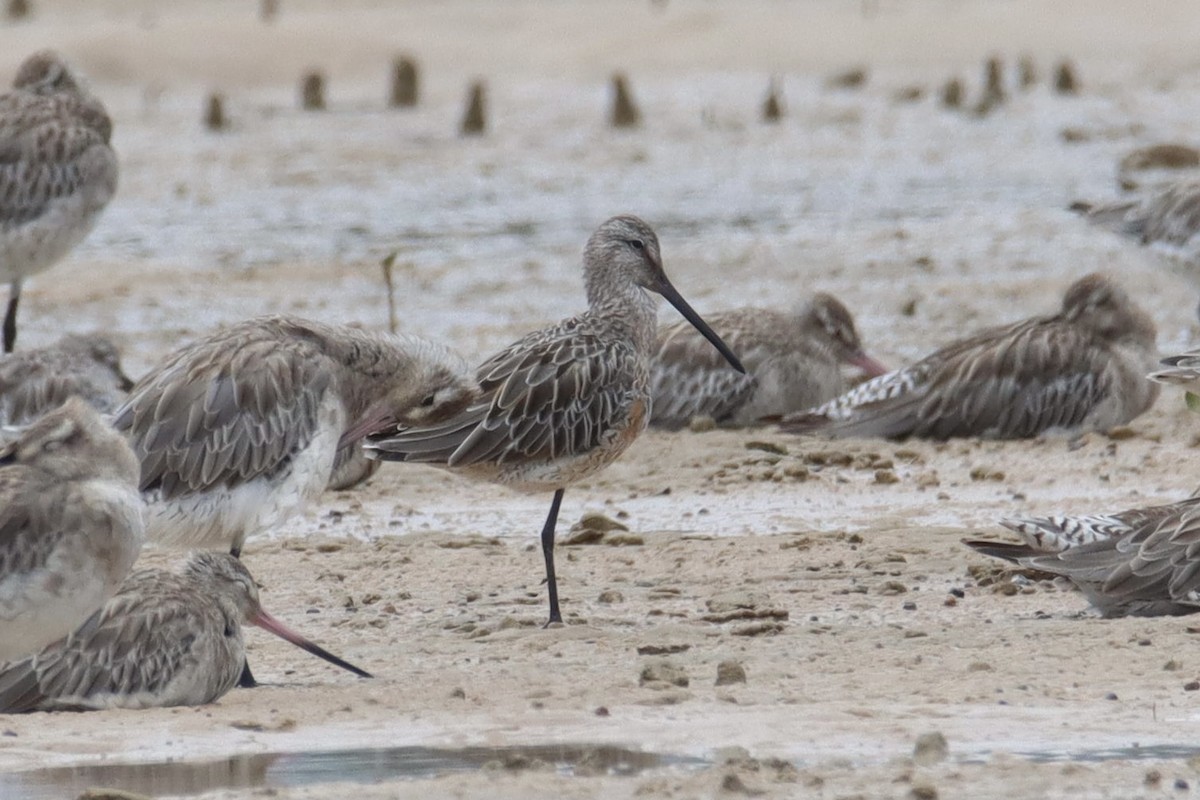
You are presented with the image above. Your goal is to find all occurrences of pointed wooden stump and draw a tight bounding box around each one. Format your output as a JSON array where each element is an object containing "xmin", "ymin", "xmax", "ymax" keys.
[
  {"xmin": 610, "ymin": 73, "xmax": 641, "ymax": 129},
  {"xmin": 6, "ymin": 0, "xmax": 30, "ymax": 20},
  {"xmin": 940, "ymin": 78, "xmax": 963, "ymax": 109},
  {"xmin": 301, "ymin": 71, "xmax": 326, "ymax": 111},
  {"xmin": 974, "ymin": 56, "xmax": 1006, "ymax": 116},
  {"xmin": 389, "ymin": 57, "xmax": 419, "ymax": 108},
  {"xmin": 204, "ymin": 92, "xmax": 228, "ymax": 131},
  {"xmin": 761, "ymin": 77, "xmax": 783, "ymax": 123},
  {"xmin": 1054, "ymin": 60, "xmax": 1079, "ymax": 95},
  {"xmin": 460, "ymin": 81, "xmax": 486, "ymax": 136},
  {"xmin": 1018, "ymin": 55, "xmax": 1037, "ymax": 89}
]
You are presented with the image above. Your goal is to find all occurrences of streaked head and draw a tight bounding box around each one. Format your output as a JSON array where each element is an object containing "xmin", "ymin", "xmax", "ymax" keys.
[
  {"xmin": 184, "ymin": 551, "xmax": 260, "ymax": 617},
  {"xmin": 1061, "ymin": 273, "xmax": 1156, "ymax": 344},
  {"xmin": 583, "ymin": 215, "xmax": 665, "ymax": 300},
  {"xmin": 805, "ymin": 293, "xmax": 890, "ymax": 377},
  {"xmin": 13, "ymin": 50, "xmax": 81, "ymax": 95},
  {"xmin": 184, "ymin": 550, "xmax": 372, "ymax": 679},
  {"xmin": 0, "ymin": 397, "xmax": 139, "ymax": 484},
  {"xmin": 584, "ymin": 215, "xmax": 745, "ymax": 374},
  {"xmin": 60, "ymin": 333, "xmax": 135, "ymax": 391}
]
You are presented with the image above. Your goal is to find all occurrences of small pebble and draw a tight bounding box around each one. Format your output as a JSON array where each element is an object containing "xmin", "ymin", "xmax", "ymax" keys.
[
  {"xmin": 913, "ymin": 731, "xmax": 948, "ymax": 766},
  {"xmin": 715, "ymin": 659, "xmax": 748, "ymax": 686}
]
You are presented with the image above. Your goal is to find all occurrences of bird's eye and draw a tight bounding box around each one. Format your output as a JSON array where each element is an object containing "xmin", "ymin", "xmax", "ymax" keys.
[
  {"xmin": 420, "ymin": 394, "xmax": 435, "ymax": 407},
  {"xmin": 627, "ymin": 239, "xmax": 645, "ymax": 251}
]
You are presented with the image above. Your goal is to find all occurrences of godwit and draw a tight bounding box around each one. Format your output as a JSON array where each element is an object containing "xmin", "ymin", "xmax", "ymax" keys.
[
  {"xmin": 0, "ymin": 397, "xmax": 142, "ymax": 663},
  {"xmin": 112, "ymin": 315, "xmax": 478, "ymax": 557},
  {"xmin": 0, "ymin": 51, "xmax": 118, "ymax": 353},
  {"xmin": 366, "ymin": 215, "xmax": 744, "ymax": 624},
  {"xmin": 1072, "ymin": 178, "xmax": 1200, "ymax": 272},
  {"xmin": 649, "ymin": 292, "xmax": 888, "ymax": 429},
  {"xmin": 0, "ymin": 551, "xmax": 369, "ymax": 712},
  {"xmin": 963, "ymin": 495, "xmax": 1200, "ymax": 618},
  {"xmin": 0, "ymin": 333, "xmax": 132, "ymax": 425},
  {"xmin": 962, "ymin": 353, "xmax": 1200, "ymax": 617},
  {"xmin": 779, "ymin": 273, "xmax": 1159, "ymax": 440}
]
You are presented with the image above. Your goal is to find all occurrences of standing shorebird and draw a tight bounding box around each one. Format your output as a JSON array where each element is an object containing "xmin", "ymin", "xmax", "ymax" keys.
[
  {"xmin": 0, "ymin": 397, "xmax": 143, "ymax": 663},
  {"xmin": 0, "ymin": 51, "xmax": 118, "ymax": 353},
  {"xmin": 649, "ymin": 293, "xmax": 889, "ymax": 429},
  {"xmin": 0, "ymin": 333, "xmax": 133, "ymax": 425},
  {"xmin": 778, "ymin": 273, "xmax": 1159, "ymax": 440},
  {"xmin": 0, "ymin": 552, "xmax": 369, "ymax": 712},
  {"xmin": 366, "ymin": 215, "xmax": 745, "ymax": 624},
  {"xmin": 112, "ymin": 315, "xmax": 478, "ymax": 557}
]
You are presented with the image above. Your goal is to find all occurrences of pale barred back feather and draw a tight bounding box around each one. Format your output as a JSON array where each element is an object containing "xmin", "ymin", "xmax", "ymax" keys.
[
  {"xmin": 781, "ymin": 274, "xmax": 1159, "ymax": 440},
  {"xmin": 0, "ymin": 553, "xmax": 257, "ymax": 711},
  {"xmin": 0, "ymin": 52, "xmax": 117, "ymax": 281},
  {"xmin": 649, "ymin": 295, "xmax": 873, "ymax": 429},
  {"xmin": 1150, "ymin": 349, "xmax": 1200, "ymax": 392},
  {"xmin": 0, "ymin": 333, "xmax": 131, "ymax": 425},
  {"xmin": 995, "ymin": 497, "xmax": 1200, "ymax": 553},
  {"xmin": 0, "ymin": 398, "xmax": 143, "ymax": 662},
  {"xmin": 968, "ymin": 496, "xmax": 1200, "ymax": 617}
]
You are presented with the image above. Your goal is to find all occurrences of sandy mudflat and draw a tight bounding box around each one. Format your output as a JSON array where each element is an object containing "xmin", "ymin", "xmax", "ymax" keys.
[{"xmin": 4, "ymin": 1, "xmax": 1200, "ymax": 798}]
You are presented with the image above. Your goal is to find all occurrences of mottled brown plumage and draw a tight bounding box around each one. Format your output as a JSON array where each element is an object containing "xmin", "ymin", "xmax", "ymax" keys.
[
  {"xmin": 0, "ymin": 397, "xmax": 142, "ymax": 662},
  {"xmin": 367, "ymin": 215, "xmax": 744, "ymax": 624},
  {"xmin": 649, "ymin": 293, "xmax": 888, "ymax": 429},
  {"xmin": 965, "ymin": 496, "xmax": 1200, "ymax": 617},
  {"xmin": 0, "ymin": 552, "xmax": 368, "ymax": 712},
  {"xmin": 0, "ymin": 333, "xmax": 132, "ymax": 425},
  {"xmin": 0, "ymin": 51, "xmax": 118, "ymax": 352},
  {"xmin": 1075, "ymin": 178, "xmax": 1200, "ymax": 266},
  {"xmin": 780, "ymin": 274, "xmax": 1158, "ymax": 440},
  {"xmin": 113, "ymin": 315, "xmax": 477, "ymax": 554}
]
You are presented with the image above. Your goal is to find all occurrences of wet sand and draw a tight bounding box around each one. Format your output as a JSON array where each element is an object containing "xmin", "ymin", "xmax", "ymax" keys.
[{"xmin": 3, "ymin": 1, "xmax": 1200, "ymax": 798}]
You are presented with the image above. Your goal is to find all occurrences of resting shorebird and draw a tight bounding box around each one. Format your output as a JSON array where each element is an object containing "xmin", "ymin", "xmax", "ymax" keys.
[
  {"xmin": 0, "ymin": 333, "xmax": 132, "ymax": 425},
  {"xmin": 963, "ymin": 355, "xmax": 1200, "ymax": 617},
  {"xmin": 649, "ymin": 293, "xmax": 888, "ymax": 429},
  {"xmin": 963, "ymin": 495, "xmax": 1200, "ymax": 618},
  {"xmin": 0, "ymin": 397, "xmax": 143, "ymax": 663},
  {"xmin": 113, "ymin": 315, "xmax": 477, "ymax": 557},
  {"xmin": 1072, "ymin": 178, "xmax": 1200, "ymax": 273},
  {"xmin": 366, "ymin": 215, "xmax": 744, "ymax": 625},
  {"xmin": 0, "ymin": 552, "xmax": 369, "ymax": 712},
  {"xmin": 0, "ymin": 51, "xmax": 118, "ymax": 353},
  {"xmin": 778, "ymin": 273, "xmax": 1159, "ymax": 440}
]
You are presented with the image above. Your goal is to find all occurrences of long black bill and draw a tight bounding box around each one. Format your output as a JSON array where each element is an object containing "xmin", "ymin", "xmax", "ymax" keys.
[
  {"xmin": 252, "ymin": 608, "xmax": 373, "ymax": 678},
  {"xmin": 657, "ymin": 279, "xmax": 745, "ymax": 374}
]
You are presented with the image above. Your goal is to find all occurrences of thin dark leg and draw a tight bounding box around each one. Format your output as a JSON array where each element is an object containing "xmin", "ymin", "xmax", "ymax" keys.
[
  {"xmin": 237, "ymin": 659, "xmax": 258, "ymax": 688},
  {"xmin": 3, "ymin": 281, "xmax": 20, "ymax": 354},
  {"xmin": 540, "ymin": 488, "xmax": 565, "ymax": 626},
  {"xmin": 232, "ymin": 539, "xmax": 252, "ymax": 685}
]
